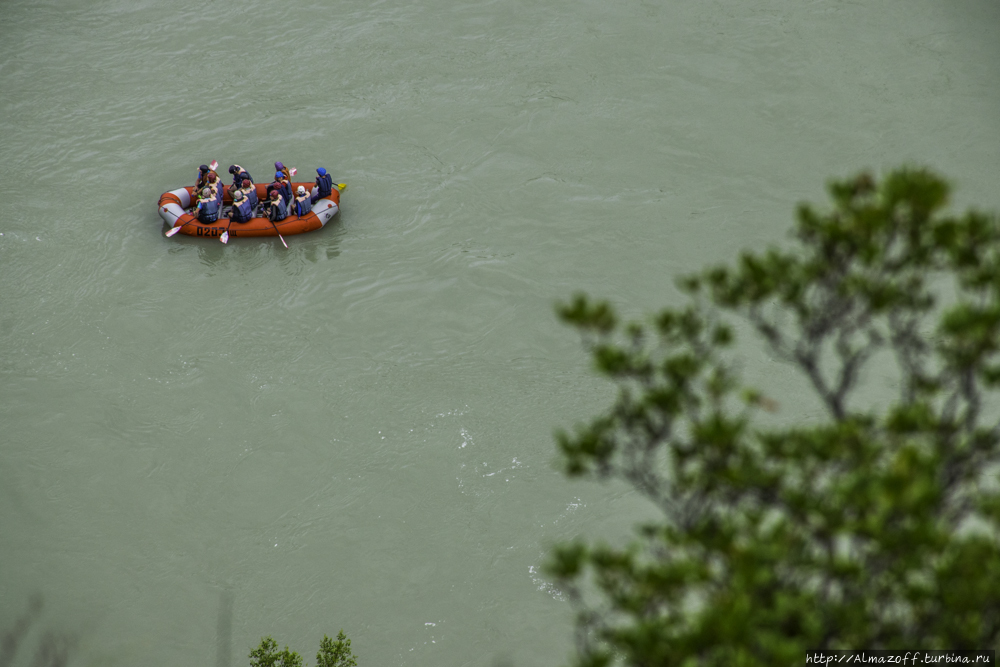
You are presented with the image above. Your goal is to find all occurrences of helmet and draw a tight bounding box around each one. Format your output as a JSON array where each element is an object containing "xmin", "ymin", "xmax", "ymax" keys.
[
  {"xmin": 270, "ymin": 190, "xmax": 280, "ymax": 199},
  {"xmin": 242, "ymin": 179, "xmax": 251, "ymax": 188},
  {"xmin": 199, "ymin": 164, "xmax": 209, "ymax": 173},
  {"xmin": 297, "ymin": 186, "xmax": 306, "ymax": 195},
  {"xmin": 228, "ymin": 165, "xmax": 239, "ymax": 175},
  {"xmin": 317, "ymin": 167, "xmax": 327, "ymax": 176},
  {"xmin": 208, "ymin": 172, "xmax": 217, "ymax": 182},
  {"xmin": 201, "ymin": 188, "xmax": 212, "ymax": 197},
  {"xmin": 275, "ymin": 171, "xmax": 284, "ymax": 180},
  {"xmin": 234, "ymin": 190, "xmax": 243, "ymax": 201},
  {"xmin": 275, "ymin": 161, "xmax": 284, "ymax": 170}
]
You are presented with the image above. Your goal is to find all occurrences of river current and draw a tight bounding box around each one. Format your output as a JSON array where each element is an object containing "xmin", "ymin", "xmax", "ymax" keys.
[{"xmin": 2, "ymin": 1, "xmax": 999, "ymax": 665}]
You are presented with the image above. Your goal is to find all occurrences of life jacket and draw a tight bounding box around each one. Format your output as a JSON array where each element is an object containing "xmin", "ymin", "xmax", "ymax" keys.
[
  {"xmin": 269, "ymin": 181, "xmax": 286, "ymax": 202},
  {"xmin": 293, "ymin": 195, "xmax": 312, "ymax": 217},
  {"xmin": 196, "ymin": 170, "xmax": 217, "ymax": 192},
  {"xmin": 315, "ymin": 173, "xmax": 333, "ymax": 198},
  {"xmin": 232, "ymin": 198, "xmax": 254, "ymax": 223},
  {"xmin": 204, "ymin": 170, "xmax": 221, "ymax": 190},
  {"xmin": 278, "ymin": 180, "xmax": 293, "ymax": 204},
  {"xmin": 206, "ymin": 182, "xmax": 221, "ymax": 201},
  {"xmin": 269, "ymin": 198, "xmax": 288, "ymax": 221},
  {"xmin": 241, "ymin": 186, "xmax": 258, "ymax": 207},
  {"xmin": 232, "ymin": 167, "xmax": 253, "ymax": 187},
  {"xmin": 198, "ymin": 198, "xmax": 220, "ymax": 223}
]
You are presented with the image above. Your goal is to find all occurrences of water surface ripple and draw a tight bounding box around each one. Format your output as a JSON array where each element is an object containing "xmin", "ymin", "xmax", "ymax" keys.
[{"xmin": 2, "ymin": 1, "xmax": 999, "ymax": 665}]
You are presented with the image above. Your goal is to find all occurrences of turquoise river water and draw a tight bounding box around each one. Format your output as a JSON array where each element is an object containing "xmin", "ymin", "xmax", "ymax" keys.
[{"xmin": 2, "ymin": 1, "xmax": 999, "ymax": 665}]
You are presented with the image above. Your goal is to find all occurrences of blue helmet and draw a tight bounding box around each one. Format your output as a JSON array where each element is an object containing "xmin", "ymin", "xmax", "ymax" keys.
[
  {"xmin": 275, "ymin": 171, "xmax": 284, "ymax": 180},
  {"xmin": 317, "ymin": 167, "xmax": 327, "ymax": 176}
]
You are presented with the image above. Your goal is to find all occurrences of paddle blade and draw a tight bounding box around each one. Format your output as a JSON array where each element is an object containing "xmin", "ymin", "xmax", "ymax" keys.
[
  {"xmin": 278, "ymin": 234, "xmax": 289, "ymax": 249},
  {"xmin": 209, "ymin": 160, "xmax": 218, "ymax": 171},
  {"xmin": 220, "ymin": 231, "xmax": 229, "ymax": 244},
  {"xmin": 337, "ymin": 183, "xmax": 347, "ymax": 191},
  {"xmin": 289, "ymin": 167, "xmax": 297, "ymax": 176},
  {"xmin": 165, "ymin": 226, "xmax": 182, "ymax": 237}
]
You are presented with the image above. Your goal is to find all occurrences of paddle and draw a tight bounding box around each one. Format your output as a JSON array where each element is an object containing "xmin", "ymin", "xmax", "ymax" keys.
[
  {"xmin": 220, "ymin": 219, "xmax": 234, "ymax": 244},
  {"xmin": 165, "ymin": 214, "xmax": 198, "ymax": 238},
  {"xmin": 220, "ymin": 193, "xmax": 249, "ymax": 244},
  {"xmin": 312, "ymin": 182, "xmax": 347, "ymax": 197},
  {"xmin": 269, "ymin": 218, "xmax": 289, "ymax": 249}
]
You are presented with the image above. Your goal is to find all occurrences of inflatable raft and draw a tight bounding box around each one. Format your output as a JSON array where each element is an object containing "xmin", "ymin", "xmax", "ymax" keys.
[{"xmin": 157, "ymin": 183, "xmax": 340, "ymax": 239}]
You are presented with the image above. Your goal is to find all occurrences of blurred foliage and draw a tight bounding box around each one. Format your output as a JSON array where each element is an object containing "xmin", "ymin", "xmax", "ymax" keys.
[
  {"xmin": 316, "ymin": 631, "xmax": 358, "ymax": 667},
  {"xmin": 0, "ymin": 596, "xmax": 73, "ymax": 667},
  {"xmin": 549, "ymin": 169, "xmax": 1000, "ymax": 666},
  {"xmin": 249, "ymin": 637, "xmax": 302, "ymax": 667},
  {"xmin": 250, "ymin": 631, "xmax": 357, "ymax": 667}
]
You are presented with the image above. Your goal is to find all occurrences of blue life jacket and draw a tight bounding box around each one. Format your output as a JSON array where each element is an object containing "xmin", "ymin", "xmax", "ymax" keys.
[
  {"xmin": 242, "ymin": 187, "xmax": 258, "ymax": 208},
  {"xmin": 316, "ymin": 173, "xmax": 333, "ymax": 198},
  {"xmin": 232, "ymin": 198, "xmax": 254, "ymax": 223},
  {"xmin": 278, "ymin": 181, "xmax": 293, "ymax": 204},
  {"xmin": 198, "ymin": 198, "xmax": 220, "ymax": 223},
  {"xmin": 293, "ymin": 196, "xmax": 312, "ymax": 217},
  {"xmin": 269, "ymin": 181, "xmax": 285, "ymax": 202},
  {"xmin": 269, "ymin": 198, "xmax": 288, "ymax": 221}
]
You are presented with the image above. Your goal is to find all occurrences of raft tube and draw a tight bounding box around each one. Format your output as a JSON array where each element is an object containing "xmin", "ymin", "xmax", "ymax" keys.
[{"xmin": 158, "ymin": 183, "xmax": 340, "ymax": 239}]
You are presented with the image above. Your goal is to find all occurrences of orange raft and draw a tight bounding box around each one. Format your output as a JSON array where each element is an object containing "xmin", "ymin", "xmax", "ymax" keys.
[{"xmin": 157, "ymin": 183, "xmax": 340, "ymax": 239}]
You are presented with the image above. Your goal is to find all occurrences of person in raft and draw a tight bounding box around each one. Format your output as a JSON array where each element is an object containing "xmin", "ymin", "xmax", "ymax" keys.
[
  {"xmin": 239, "ymin": 178, "xmax": 258, "ymax": 209},
  {"xmin": 274, "ymin": 161, "xmax": 291, "ymax": 185},
  {"xmin": 230, "ymin": 190, "xmax": 254, "ymax": 224},
  {"xmin": 195, "ymin": 164, "xmax": 219, "ymax": 193},
  {"xmin": 267, "ymin": 189, "xmax": 289, "ymax": 222},
  {"xmin": 265, "ymin": 174, "xmax": 282, "ymax": 204},
  {"xmin": 271, "ymin": 171, "xmax": 293, "ymax": 204},
  {"xmin": 227, "ymin": 164, "xmax": 253, "ymax": 195},
  {"xmin": 205, "ymin": 171, "xmax": 222, "ymax": 200},
  {"xmin": 314, "ymin": 167, "xmax": 334, "ymax": 200},
  {"xmin": 292, "ymin": 186, "xmax": 312, "ymax": 216},
  {"xmin": 195, "ymin": 187, "xmax": 221, "ymax": 223}
]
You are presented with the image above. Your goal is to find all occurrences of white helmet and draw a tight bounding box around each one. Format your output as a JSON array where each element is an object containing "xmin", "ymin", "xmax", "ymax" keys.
[
  {"xmin": 201, "ymin": 188, "xmax": 212, "ymax": 197},
  {"xmin": 234, "ymin": 190, "xmax": 244, "ymax": 201},
  {"xmin": 297, "ymin": 185, "xmax": 306, "ymax": 195}
]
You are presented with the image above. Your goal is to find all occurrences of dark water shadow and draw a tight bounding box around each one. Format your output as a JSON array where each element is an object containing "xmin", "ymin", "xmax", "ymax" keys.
[
  {"xmin": 0, "ymin": 596, "xmax": 74, "ymax": 667},
  {"xmin": 172, "ymin": 224, "xmax": 345, "ymax": 272},
  {"xmin": 158, "ymin": 210, "xmax": 346, "ymax": 275}
]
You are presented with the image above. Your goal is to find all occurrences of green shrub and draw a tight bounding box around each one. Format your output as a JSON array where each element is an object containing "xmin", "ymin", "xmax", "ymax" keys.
[
  {"xmin": 249, "ymin": 631, "xmax": 356, "ymax": 667},
  {"xmin": 550, "ymin": 168, "xmax": 1000, "ymax": 666}
]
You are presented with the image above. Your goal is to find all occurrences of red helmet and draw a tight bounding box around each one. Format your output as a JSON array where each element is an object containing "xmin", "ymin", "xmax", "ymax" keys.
[
  {"xmin": 242, "ymin": 179, "xmax": 251, "ymax": 188},
  {"xmin": 207, "ymin": 172, "xmax": 217, "ymax": 183},
  {"xmin": 270, "ymin": 190, "xmax": 280, "ymax": 199}
]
